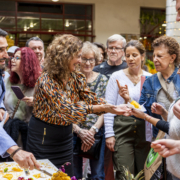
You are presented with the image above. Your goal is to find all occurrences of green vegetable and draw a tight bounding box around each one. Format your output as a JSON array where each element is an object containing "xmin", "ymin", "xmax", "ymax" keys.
[{"xmin": 4, "ymin": 167, "xmax": 8, "ymax": 172}]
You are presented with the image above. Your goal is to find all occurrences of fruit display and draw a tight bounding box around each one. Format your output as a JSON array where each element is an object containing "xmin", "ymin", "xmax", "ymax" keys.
[{"xmin": 0, "ymin": 159, "xmax": 57, "ymax": 180}]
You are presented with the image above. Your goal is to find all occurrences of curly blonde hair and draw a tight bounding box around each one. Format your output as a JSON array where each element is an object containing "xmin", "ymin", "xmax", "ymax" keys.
[
  {"xmin": 152, "ymin": 36, "xmax": 180, "ymax": 66},
  {"xmin": 43, "ymin": 34, "xmax": 83, "ymax": 81}
]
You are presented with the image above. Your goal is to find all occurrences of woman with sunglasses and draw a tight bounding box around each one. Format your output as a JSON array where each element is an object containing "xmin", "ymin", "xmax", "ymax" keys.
[{"xmin": 3, "ymin": 47, "xmax": 41, "ymax": 150}]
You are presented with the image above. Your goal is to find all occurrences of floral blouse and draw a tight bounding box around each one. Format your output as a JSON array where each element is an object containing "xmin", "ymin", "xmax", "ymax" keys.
[
  {"xmin": 80, "ymin": 74, "xmax": 108, "ymax": 129},
  {"xmin": 33, "ymin": 71, "xmax": 106, "ymax": 126}
]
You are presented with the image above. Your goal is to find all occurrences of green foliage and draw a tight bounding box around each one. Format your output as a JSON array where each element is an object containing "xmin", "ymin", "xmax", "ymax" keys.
[
  {"xmin": 119, "ymin": 166, "xmax": 144, "ymax": 180},
  {"xmin": 146, "ymin": 59, "xmax": 155, "ymax": 69}
]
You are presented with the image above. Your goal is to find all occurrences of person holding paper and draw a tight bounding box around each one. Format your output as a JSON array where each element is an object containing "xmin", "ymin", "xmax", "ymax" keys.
[
  {"xmin": 104, "ymin": 40, "xmax": 151, "ymax": 179},
  {"xmin": 3, "ymin": 47, "xmax": 41, "ymax": 150}
]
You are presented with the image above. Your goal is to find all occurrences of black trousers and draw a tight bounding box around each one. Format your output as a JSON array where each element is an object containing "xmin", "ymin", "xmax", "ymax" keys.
[{"xmin": 26, "ymin": 115, "xmax": 73, "ymax": 177}]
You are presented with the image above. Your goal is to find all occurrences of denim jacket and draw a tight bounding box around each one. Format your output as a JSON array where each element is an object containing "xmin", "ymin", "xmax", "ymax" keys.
[{"xmin": 139, "ymin": 67, "xmax": 180, "ymax": 137}]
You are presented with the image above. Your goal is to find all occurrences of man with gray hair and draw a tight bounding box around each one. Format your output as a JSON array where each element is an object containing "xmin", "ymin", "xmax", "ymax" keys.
[
  {"xmin": 26, "ymin": 37, "xmax": 44, "ymax": 64},
  {"xmin": 93, "ymin": 34, "xmax": 127, "ymax": 79},
  {"xmin": 93, "ymin": 34, "xmax": 127, "ymax": 180}
]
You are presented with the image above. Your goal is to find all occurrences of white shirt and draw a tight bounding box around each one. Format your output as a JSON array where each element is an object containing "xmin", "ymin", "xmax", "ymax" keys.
[{"xmin": 104, "ymin": 69, "xmax": 151, "ymax": 138}]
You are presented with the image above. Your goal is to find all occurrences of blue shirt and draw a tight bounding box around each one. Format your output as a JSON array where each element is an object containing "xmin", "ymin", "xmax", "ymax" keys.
[
  {"xmin": 0, "ymin": 125, "xmax": 17, "ymax": 157},
  {"xmin": 0, "ymin": 72, "xmax": 17, "ymax": 157}
]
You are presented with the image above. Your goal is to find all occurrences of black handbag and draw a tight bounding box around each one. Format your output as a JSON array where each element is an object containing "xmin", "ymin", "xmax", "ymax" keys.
[
  {"xmin": 73, "ymin": 74, "xmax": 103, "ymax": 160},
  {"xmin": 73, "ymin": 133, "xmax": 103, "ymax": 160}
]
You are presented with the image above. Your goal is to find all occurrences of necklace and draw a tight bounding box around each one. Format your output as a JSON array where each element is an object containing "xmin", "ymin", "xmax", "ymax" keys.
[{"xmin": 127, "ymin": 69, "xmax": 143, "ymax": 86}]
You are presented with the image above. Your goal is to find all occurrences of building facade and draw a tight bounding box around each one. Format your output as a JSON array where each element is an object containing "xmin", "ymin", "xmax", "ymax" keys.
[{"xmin": 0, "ymin": 0, "xmax": 165, "ymax": 47}]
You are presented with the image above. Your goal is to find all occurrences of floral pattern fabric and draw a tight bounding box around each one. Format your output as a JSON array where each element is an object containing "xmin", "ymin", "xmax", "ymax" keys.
[
  {"xmin": 80, "ymin": 73, "xmax": 108, "ymax": 129},
  {"xmin": 33, "ymin": 71, "xmax": 106, "ymax": 126}
]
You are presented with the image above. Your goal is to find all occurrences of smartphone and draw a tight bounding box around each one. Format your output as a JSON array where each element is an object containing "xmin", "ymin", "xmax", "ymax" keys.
[{"xmin": 11, "ymin": 86, "xmax": 25, "ymax": 99}]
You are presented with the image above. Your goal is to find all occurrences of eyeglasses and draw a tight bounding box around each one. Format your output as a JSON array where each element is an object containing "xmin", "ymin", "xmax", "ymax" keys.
[
  {"xmin": 108, "ymin": 47, "xmax": 124, "ymax": 52},
  {"xmin": 81, "ymin": 58, "xmax": 95, "ymax": 64},
  {"xmin": 11, "ymin": 57, "xmax": 21, "ymax": 61}
]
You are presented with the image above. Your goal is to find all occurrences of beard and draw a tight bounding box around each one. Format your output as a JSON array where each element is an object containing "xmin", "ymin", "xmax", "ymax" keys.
[
  {"xmin": 0, "ymin": 64, "xmax": 5, "ymax": 71},
  {"xmin": 0, "ymin": 58, "xmax": 6, "ymax": 71}
]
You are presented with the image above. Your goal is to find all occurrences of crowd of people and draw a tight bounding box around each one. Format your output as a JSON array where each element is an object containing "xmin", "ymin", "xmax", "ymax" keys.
[{"xmin": 1, "ymin": 1, "xmax": 180, "ymax": 180}]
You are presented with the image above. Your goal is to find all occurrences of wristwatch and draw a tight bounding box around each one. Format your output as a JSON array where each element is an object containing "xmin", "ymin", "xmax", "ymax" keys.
[{"xmin": 92, "ymin": 126, "xmax": 99, "ymax": 133}]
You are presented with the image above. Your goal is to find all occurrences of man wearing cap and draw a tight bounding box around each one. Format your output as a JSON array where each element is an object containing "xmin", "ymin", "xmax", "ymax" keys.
[
  {"xmin": 7, "ymin": 46, "xmax": 19, "ymax": 59},
  {"xmin": 0, "ymin": 28, "xmax": 40, "ymax": 170}
]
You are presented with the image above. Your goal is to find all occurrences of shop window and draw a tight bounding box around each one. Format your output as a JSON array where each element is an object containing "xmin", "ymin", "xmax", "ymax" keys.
[
  {"xmin": 17, "ymin": 13, "xmax": 40, "ymax": 31},
  {"xmin": 139, "ymin": 8, "xmax": 166, "ymax": 60},
  {"xmin": 0, "ymin": 0, "xmax": 15, "ymax": 11},
  {"xmin": 0, "ymin": 1, "xmax": 94, "ymax": 45},
  {"xmin": 0, "ymin": 12, "xmax": 16, "ymax": 30},
  {"xmin": 41, "ymin": 14, "xmax": 63, "ymax": 31},
  {"xmin": 65, "ymin": 4, "xmax": 86, "ymax": 15},
  {"xmin": 18, "ymin": 3, "xmax": 63, "ymax": 14}
]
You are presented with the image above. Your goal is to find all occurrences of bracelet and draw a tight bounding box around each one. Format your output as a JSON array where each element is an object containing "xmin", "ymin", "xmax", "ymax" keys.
[
  {"xmin": 144, "ymin": 114, "xmax": 149, "ymax": 121},
  {"xmin": 148, "ymin": 116, "xmax": 152, "ymax": 122},
  {"xmin": 90, "ymin": 105, "xmax": 93, "ymax": 113},
  {"xmin": 10, "ymin": 147, "xmax": 22, "ymax": 159}
]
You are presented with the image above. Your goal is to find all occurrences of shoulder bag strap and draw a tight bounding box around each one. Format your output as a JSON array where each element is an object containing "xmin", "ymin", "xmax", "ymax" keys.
[
  {"xmin": 157, "ymin": 72, "xmax": 174, "ymax": 103},
  {"xmin": 93, "ymin": 74, "xmax": 102, "ymax": 92},
  {"xmin": 11, "ymin": 87, "xmax": 27, "ymax": 119}
]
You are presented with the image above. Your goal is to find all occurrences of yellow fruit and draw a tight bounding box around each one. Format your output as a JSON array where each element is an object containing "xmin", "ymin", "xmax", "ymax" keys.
[
  {"xmin": 12, "ymin": 167, "xmax": 23, "ymax": 172},
  {"xmin": 51, "ymin": 171, "xmax": 71, "ymax": 180},
  {"xmin": 3, "ymin": 174, "xmax": 13, "ymax": 180},
  {"xmin": 33, "ymin": 173, "xmax": 41, "ymax": 178},
  {"xmin": 130, "ymin": 100, "xmax": 140, "ymax": 109}
]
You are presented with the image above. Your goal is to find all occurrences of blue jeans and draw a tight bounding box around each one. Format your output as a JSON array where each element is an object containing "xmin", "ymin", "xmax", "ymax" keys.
[{"xmin": 73, "ymin": 127, "xmax": 105, "ymax": 180}]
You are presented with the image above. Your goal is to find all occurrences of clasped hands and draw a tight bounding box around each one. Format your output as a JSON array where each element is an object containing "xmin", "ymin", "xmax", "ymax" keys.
[{"xmin": 78, "ymin": 128, "xmax": 96, "ymax": 152}]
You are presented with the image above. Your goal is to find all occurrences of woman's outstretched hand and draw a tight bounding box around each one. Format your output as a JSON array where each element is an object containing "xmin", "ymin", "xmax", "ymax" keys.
[
  {"xmin": 111, "ymin": 104, "xmax": 131, "ymax": 116},
  {"xmin": 151, "ymin": 103, "xmax": 165, "ymax": 115},
  {"xmin": 129, "ymin": 108, "xmax": 146, "ymax": 119},
  {"xmin": 116, "ymin": 80, "xmax": 130, "ymax": 103}
]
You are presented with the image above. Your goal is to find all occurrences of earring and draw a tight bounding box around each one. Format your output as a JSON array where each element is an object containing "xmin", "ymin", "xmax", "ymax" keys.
[{"xmin": 169, "ymin": 64, "xmax": 171, "ymax": 68}]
